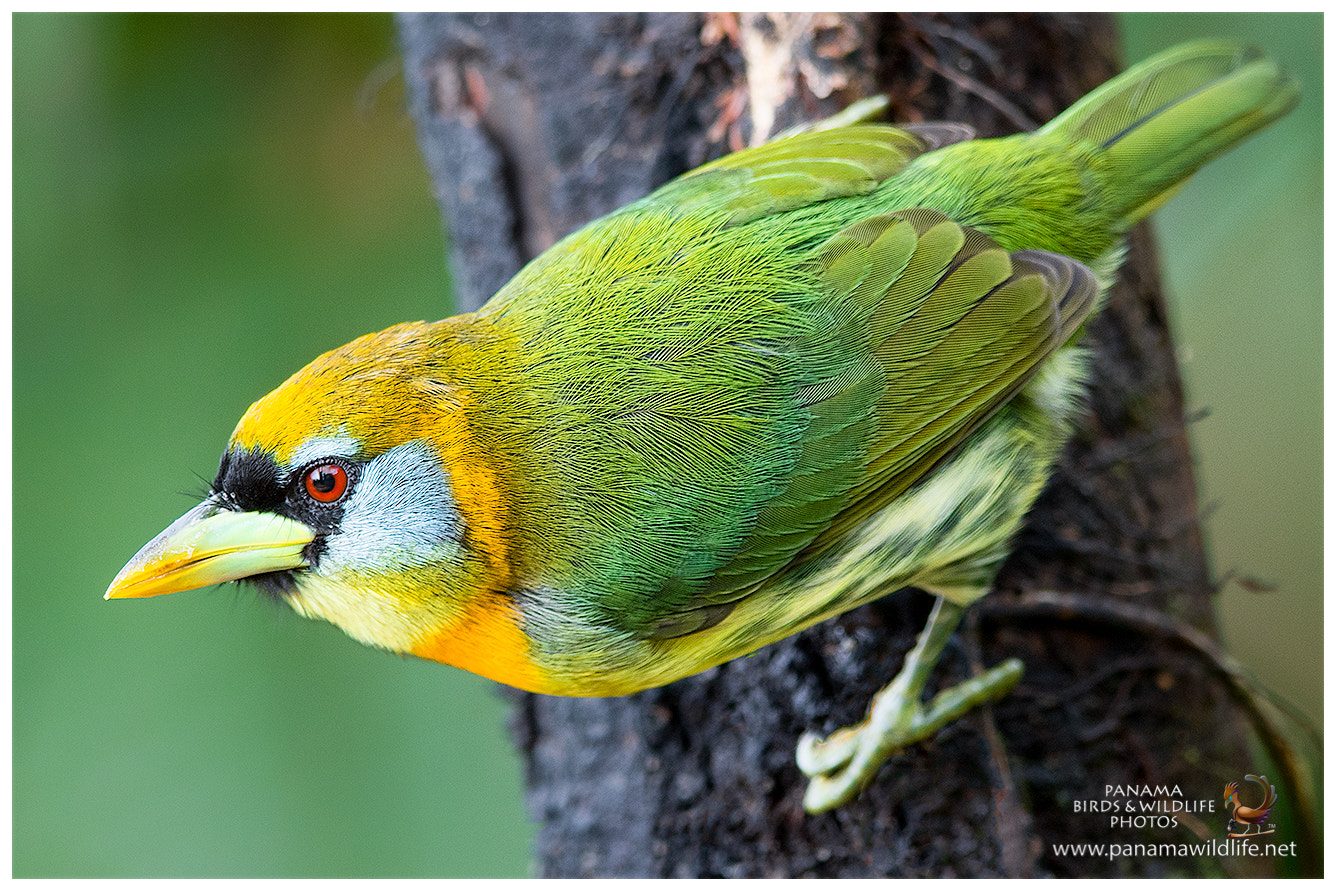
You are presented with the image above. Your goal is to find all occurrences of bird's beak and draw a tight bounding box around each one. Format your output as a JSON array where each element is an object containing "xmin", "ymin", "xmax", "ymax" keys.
[{"xmin": 105, "ymin": 498, "xmax": 316, "ymax": 600}]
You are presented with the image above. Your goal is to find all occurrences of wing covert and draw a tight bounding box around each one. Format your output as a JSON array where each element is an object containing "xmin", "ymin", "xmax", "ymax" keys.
[{"xmin": 642, "ymin": 209, "xmax": 1098, "ymax": 637}]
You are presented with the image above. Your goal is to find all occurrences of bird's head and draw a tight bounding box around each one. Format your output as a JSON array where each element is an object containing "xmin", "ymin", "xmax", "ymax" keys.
[{"xmin": 105, "ymin": 320, "xmax": 524, "ymax": 670}]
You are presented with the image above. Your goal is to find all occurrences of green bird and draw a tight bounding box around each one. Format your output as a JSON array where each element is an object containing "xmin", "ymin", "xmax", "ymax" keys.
[{"xmin": 107, "ymin": 41, "xmax": 1297, "ymax": 812}]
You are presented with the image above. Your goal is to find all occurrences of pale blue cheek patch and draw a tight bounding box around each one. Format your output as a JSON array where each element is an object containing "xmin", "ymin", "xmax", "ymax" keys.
[{"xmin": 320, "ymin": 440, "xmax": 464, "ymax": 574}]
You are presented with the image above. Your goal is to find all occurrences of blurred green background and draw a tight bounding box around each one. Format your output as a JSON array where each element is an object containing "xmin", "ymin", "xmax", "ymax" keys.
[
  {"xmin": 12, "ymin": 12, "xmax": 1321, "ymax": 878},
  {"xmin": 1120, "ymin": 13, "xmax": 1323, "ymax": 729}
]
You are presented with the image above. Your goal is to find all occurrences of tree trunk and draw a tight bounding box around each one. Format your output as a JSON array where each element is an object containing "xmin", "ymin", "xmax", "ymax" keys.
[{"xmin": 397, "ymin": 12, "xmax": 1281, "ymax": 877}]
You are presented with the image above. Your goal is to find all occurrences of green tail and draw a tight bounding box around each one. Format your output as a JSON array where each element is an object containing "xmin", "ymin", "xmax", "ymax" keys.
[{"xmin": 1041, "ymin": 40, "xmax": 1299, "ymax": 226}]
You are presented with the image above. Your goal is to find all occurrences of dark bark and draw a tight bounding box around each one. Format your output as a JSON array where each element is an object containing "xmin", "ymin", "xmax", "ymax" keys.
[{"xmin": 398, "ymin": 12, "xmax": 1282, "ymax": 877}]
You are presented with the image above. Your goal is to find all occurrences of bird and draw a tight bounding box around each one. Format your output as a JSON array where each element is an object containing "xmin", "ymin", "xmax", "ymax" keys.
[
  {"xmin": 1224, "ymin": 775, "xmax": 1278, "ymax": 837},
  {"xmin": 107, "ymin": 41, "xmax": 1297, "ymax": 813}
]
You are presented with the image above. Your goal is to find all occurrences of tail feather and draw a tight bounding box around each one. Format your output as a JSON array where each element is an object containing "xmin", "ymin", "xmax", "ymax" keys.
[{"xmin": 1041, "ymin": 41, "xmax": 1299, "ymax": 226}]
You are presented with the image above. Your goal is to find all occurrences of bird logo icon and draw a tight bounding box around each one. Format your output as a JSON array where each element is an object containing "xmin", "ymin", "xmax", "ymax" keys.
[{"xmin": 1223, "ymin": 775, "xmax": 1277, "ymax": 838}]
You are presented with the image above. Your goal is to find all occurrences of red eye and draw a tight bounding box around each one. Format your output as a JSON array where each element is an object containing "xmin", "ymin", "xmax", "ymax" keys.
[{"xmin": 303, "ymin": 463, "xmax": 349, "ymax": 503}]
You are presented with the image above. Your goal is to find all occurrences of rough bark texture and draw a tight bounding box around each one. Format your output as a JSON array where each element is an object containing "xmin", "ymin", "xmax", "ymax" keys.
[{"xmin": 398, "ymin": 12, "xmax": 1277, "ymax": 877}]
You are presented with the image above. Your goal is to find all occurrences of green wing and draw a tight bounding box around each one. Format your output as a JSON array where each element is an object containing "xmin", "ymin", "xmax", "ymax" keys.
[
  {"xmin": 494, "ymin": 124, "xmax": 1096, "ymax": 640},
  {"xmin": 642, "ymin": 208, "xmax": 1097, "ymax": 637}
]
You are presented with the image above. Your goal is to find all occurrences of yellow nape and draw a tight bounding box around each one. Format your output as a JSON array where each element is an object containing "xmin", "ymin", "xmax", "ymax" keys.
[{"xmin": 410, "ymin": 593, "xmax": 552, "ymax": 694}]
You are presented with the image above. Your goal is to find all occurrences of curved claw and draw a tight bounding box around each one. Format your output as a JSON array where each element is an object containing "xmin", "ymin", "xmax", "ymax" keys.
[{"xmin": 795, "ymin": 726, "xmax": 860, "ymax": 776}]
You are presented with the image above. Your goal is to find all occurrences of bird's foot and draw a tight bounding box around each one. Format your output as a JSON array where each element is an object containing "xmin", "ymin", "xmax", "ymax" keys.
[{"xmin": 796, "ymin": 598, "xmax": 1023, "ymax": 813}]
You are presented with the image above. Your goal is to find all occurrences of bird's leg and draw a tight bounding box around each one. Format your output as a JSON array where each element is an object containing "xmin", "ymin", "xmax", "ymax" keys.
[{"xmin": 796, "ymin": 596, "xmax": 1023, "ymax": 813}]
